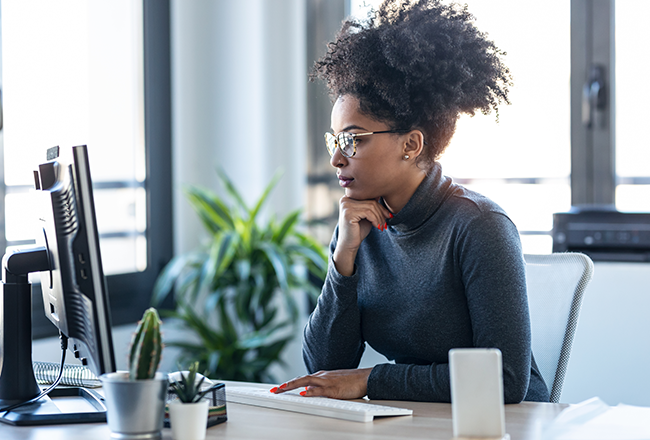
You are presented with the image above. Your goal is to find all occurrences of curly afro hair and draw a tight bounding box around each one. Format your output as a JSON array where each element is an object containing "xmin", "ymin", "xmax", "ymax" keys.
[{"xmin": 311, "ymin": 0, "xmax": 512, "ymax": 170}]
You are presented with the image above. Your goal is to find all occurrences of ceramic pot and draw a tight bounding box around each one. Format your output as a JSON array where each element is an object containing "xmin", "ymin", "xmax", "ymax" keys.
[
  {"xmin": 169, "ymin": 399, "xmax": 209, "ymax": 440},
  {"xmin": 100, "ymin": 371, "xmax": 169, "ymax": 440}
]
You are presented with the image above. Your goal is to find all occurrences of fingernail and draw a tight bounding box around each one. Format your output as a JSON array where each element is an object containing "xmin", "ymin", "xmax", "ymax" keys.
[
  {"xmin": 383, "ymin": 223, "xmax": 387, "ymax": 230},
  {"xmin": 269, "ymin": 387, "xmax": 278, "ymax": 393},
  {"xmin": 377, "ymin": 224, "xmax": 381, "ymax": 230},
  {"xmin": 389, "ymin": 213, "xmax": 394, "ymax": 218},
  {"xmin": 300, "ymin": 391, "xmax": 307, "ymax": 396},
  {"xmin": 279, "ymin": 383, "xmax": 287, "ymax": 389}
]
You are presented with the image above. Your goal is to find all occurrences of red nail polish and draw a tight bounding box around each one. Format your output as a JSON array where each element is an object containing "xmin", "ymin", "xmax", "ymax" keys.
[
  {"xmin": 300, "ymin": 391, "xmax": 307, "ymax": 396},
  {"xmin": 384, "ymin": 222, "xmax": 387, "ymax": 229},
  {"xmin": 279, "ymin": 383, "xmax": 287, "ymax": 389},
  {"xmin": 389, "ymin": 213, "xmax": 394, "ymax": 218},
  {"xmin": 269, "ymin": 387, "xmax": 278, "ymax": 393}
]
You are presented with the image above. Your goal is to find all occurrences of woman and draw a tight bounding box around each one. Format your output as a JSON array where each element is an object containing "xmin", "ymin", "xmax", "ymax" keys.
[{"xmin": 272, "ymin": 0, "xmax": 549, "ymax": 403}]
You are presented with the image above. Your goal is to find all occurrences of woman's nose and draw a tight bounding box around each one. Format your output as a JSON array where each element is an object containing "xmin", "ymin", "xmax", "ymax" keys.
[{"xmin": 330, "ymin": 147, "xmax": 346, "ymax": 168}]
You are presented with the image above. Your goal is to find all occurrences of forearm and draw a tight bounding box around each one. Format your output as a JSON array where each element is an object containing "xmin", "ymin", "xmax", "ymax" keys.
[
  {"xmin": 366, "ymin": 355, "xmax": 528, "ymax": 404},
  {"xmin": 367, "ymin": 362, "xmax": 451, "ymax": 402},
  {"xmin": 303, "ymin": 255, "xmax": 365, "ymax": 372},
  {"xmin": 332, "ymin": 246, "xmax": 358, "ymax": 277}
]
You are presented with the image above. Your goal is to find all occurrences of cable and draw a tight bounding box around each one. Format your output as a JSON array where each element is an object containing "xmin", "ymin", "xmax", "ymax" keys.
[{"xmin": 0, "ymin": 332, "xmax": 69, "ymax": 414}]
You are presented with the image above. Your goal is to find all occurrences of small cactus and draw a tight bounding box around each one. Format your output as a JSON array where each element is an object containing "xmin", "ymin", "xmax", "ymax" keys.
[{"xmin": 128, "ymin": 307, "xmax": 163, "ymax": 380}]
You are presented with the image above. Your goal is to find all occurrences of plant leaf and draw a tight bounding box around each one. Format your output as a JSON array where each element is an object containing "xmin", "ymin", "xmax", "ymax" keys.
[
  {"xmin": 257, "ymin": 242, "xmax": 290, "ymax": 294},
  {"xmin": 213, "ymin": 231, "xmax": 240, "ymax": 278},
  {"xmin": 216, "ymin": 168, "xmax": 249, "ymax": 214},
  {"xmin": 248, "ymin": 170, "xmax": 283, "ymax": 224},
  {"xmin": 183, "ymin": 185, "xmax": 235, "ymax": 232},
  {"xmin": 151, "ymin": 253, "xmax": 197, "ymax": 306},
  {"xmin": 273, "ymin": 209, "xmax": 301, "ymax": 244}
]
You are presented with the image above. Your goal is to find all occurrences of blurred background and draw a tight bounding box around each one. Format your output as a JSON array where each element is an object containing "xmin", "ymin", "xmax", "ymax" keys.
[{"xmin": 1, "ymin": 0, "xmax": 649, "ymax": 406}]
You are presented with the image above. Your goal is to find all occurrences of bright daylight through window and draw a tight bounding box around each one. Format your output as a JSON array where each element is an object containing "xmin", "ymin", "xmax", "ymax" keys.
[
  {"xmin": 615, "ymin": 0, "xmax": 650, "ymax": 213},
  {"xmin": 351, "ymin": 0, "xmax": 572, "ymax": 254},
  {"xmin": 1, "ymin": 1, "xmax": 147, "ymax": 275}
]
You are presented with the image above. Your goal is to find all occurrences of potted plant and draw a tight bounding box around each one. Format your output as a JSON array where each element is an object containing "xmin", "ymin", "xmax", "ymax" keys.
[
  {"xmin": 152, "ymin": 170, "xmax": 327, "ymax": 382},
  {"xmin": 168, "ymin": 361, "xmax": 218, "ymax": 440},
  {"xmin": 100, "ymin": 307, "xmax": 168, "ymax": 440}
]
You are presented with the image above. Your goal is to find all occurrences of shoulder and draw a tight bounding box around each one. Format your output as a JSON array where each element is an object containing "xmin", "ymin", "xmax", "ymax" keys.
[
  {"xmin": 441, "ymin": 184, "xmax": 515, "ymax": 231},
  {"xmin": 441, "ymin": 184, "xmax": 522, "ymax": 254},
  {"xmin": 448, "ymin": 184, "xmax": 507, "ymax": 217}
]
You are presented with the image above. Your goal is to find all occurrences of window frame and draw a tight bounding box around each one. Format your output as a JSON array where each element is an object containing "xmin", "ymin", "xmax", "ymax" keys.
[
  {"xmin": 304, "ymin": 0, "xmax": 630, "ymax": 250},
  {"xmin": 24, "ymin": 0, "xmax": 173, "ymax": 338},
  {"xmin": 571, "ymin": 0, "xmax": 616, "ymax": 207}
]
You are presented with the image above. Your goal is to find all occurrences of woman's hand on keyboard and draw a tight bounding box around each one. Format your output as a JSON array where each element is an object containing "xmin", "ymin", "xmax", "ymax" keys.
[{"xmin": 271, "ymin": 368, "xmax": 373, "ymax": 399}]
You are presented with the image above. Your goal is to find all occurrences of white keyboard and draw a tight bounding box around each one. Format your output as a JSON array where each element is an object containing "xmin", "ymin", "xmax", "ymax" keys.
[{"xmin": 225, "ymin": 386, "xmax": 413, "ymax": 423}]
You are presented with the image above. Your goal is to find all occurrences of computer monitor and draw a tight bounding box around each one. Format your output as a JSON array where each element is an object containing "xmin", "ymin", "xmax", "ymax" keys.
[{"xmin": 0, "ymin": 145, "xmax": 116, "ymax": 425}]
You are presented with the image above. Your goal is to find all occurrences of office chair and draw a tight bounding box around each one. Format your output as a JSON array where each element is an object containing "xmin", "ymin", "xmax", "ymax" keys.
[{"xmin": 524, "ymin": 253, "xmax": 594, "ymax": 403}]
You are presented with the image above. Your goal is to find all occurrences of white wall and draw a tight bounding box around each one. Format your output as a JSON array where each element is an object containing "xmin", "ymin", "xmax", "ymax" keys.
[
  {"xmin": 561, "ymin": 262, "xmax": 650, "ymax": 406},
  {"xmin": 171, "ymin": 0, "xmax": 307, "ymax": 254},
  {"xmin": 169, "ymin": 0, "xmax": 309, "ymax": 381}
]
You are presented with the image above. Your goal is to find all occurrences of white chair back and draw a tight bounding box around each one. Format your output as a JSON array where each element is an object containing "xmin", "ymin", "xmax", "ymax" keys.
[{"xmin": 525, "ymin": 253, "xmax": 594, "ymax": 403}]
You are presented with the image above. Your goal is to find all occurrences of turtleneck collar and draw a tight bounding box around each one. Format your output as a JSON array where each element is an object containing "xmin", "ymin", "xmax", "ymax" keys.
[{"xmin": 384, "ymin": 162, "xmax": 454, "ymax": 234}]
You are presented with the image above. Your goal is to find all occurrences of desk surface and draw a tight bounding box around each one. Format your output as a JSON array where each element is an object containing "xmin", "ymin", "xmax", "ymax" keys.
[{"xmin": 0, "ymin": 382, "xmax": 566, "ymax": 440}]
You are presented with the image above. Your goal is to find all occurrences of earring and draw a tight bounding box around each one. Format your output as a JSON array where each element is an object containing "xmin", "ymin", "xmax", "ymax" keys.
[{"xmin": 403, "ymin": 155, "xmax": 410, "ymax": 160}]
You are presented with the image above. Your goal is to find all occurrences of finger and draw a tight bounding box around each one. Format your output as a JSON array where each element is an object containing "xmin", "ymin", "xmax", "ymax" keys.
[
  {"xmin": 300, "ymin": 385, "xmax": 330, "ymax": 398},
  {"xmin": 343, "ymin": 197, "xmax": 393, "ymax": 223},
  {"xmin": 340, "ymin": 200, "xmax": 390, "ymax": 231},
  {"xmin": 272, "ymin": 376, "xmax": 325, "ymax": 394}
]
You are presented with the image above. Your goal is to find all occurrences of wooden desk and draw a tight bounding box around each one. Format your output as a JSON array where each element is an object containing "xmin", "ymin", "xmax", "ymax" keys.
[{"xmin": 0, "ymin": 383, "xmax": 566, "ymax": 440}]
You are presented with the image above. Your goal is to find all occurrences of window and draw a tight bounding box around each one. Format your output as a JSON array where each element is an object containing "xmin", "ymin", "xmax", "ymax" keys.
[
  {"xmin": 437, "ymin": 0, "xmax": 571, "ymax": 254},
  {"xmin": 2, "ymin": 1, "xmax": 146, "ymax": 275},
  {"xmin": 615, "ymin": 0, "xmax": 650, "ymax": 212},
  {"xmin": 0, "ymin": 0, "xmax": 172, "ymax": 336},
  {"xmin": 305, "ymin": 0, "xmax": 647, "ymax": 254}
]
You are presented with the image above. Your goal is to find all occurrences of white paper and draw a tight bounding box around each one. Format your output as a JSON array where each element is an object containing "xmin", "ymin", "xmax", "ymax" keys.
[{"xmin": 544, "ymin": 397, "xmax": 650, "ymax": 440}]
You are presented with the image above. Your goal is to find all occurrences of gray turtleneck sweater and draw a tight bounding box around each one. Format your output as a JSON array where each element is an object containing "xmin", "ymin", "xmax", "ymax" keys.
[{"xmin": 302, "ymin": 163, "xmax": 549, "ymax": 403}]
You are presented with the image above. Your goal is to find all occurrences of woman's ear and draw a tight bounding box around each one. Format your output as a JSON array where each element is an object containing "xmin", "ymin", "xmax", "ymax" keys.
[{"xmin": 403, "ymin": 130, "xmax": 425, "ymax": 159}]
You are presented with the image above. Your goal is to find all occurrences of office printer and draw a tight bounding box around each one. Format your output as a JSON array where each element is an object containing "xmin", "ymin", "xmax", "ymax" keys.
[{"xmin": 552, "ymin": 208, "xmax": 650, "ymax": 262}]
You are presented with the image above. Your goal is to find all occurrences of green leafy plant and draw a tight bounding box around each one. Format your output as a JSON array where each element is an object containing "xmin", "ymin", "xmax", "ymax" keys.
[
  {"xmin": 169, "ymin": 362, "xmax": 215, "ymax": 403},
  {"xmin": 152, "ymin": 170, "xmax": 327, "ymax": 383},
  {"xmin": 128, "ymin": 307, "xmax": 163, "ymax": 380}
]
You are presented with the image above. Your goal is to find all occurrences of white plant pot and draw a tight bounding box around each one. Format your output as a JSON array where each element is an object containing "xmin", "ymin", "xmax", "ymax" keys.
[{"xmin": 169, "ymin": 399, "xmax": 209, "ymax": 440}]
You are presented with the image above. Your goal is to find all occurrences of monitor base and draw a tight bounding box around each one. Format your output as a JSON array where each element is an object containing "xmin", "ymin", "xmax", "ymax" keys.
[{"xmin": 0, "ymin": 386, "xmax": 107, "ymax": 426}]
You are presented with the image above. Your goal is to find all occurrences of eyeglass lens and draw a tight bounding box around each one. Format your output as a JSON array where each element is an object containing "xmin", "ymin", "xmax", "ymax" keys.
[{"xmin": 325, "ymin": 132, "xmax": 355, "ymax": 157}]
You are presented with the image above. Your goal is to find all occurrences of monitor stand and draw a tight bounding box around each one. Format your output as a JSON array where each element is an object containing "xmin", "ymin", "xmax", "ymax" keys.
[{"xmin": 0, "ymin": 248, "xmax": 108, "ymax": 425}]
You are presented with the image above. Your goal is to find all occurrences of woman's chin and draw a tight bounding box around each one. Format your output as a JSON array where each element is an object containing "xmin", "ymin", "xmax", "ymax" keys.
[{"xmin": 345, "ymin": 188, "xmax": 378, "ymax": 201}]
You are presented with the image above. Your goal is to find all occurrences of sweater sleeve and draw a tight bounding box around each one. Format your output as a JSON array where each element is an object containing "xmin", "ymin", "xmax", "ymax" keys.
[
  {"xmin": 367, "ymin": 211, "xmax": 531, "ymax": 403},
  {"xmin": 302, "ymin": 226, "xmax": 366, "ymax": 372}
]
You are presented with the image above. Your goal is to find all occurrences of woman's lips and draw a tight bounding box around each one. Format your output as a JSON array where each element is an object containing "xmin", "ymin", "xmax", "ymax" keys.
[{"xmin": 338, "ymin": 175, "xmax": 354, "ymax": 188}]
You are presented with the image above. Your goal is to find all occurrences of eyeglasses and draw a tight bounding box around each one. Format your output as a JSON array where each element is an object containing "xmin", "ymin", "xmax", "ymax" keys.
[{"xmin": 324, "ymin": 129, "xmax": 409, "ymax": 158}]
